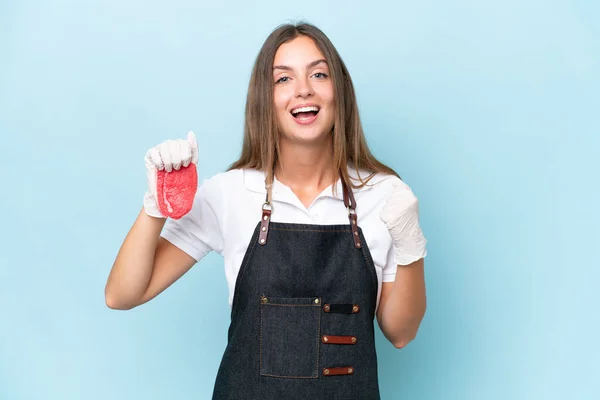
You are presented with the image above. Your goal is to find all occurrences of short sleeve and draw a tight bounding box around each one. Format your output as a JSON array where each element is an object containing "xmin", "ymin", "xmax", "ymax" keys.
[
  {"xmin": 160, "ymin": 176, "xmax": 224, "ymax": 261},
  {"xmin": 379, "ymin": 177, "xmax": 427, "ymax": 282},
  {"xmin": 393, "ymin": 190, "xmax": 427, "ymax": 266}
]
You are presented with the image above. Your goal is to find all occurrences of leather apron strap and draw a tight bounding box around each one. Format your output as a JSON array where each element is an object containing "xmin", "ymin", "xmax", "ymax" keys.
[{"xmin": 259, "ymin": 174, "xmax": 361, "ymax": 248}]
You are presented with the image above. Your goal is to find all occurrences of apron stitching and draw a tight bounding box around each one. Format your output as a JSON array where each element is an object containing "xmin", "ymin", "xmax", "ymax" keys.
[
  {"xmin": 259, "ymin": 300, "xmax": 321, "ymax": 379},
  {"xmin": 270, "ymin": 228, "xmax": 352, "ymax": 233},
  {"xmin": 358, "ymin": 235, "xmax": 379, "ymax": 297},
  {"xmin": 259, "ymin": 302, "xmax": 263, "ymax": 374},
  {"xmin": 233, "ymin": 226, "xmax": 260, "ymax": 304},
  {"xmin": 260, "ymin": 374, "xmax": 318, "ymax": 379},
  {"xmin": 262, "ymin": 303, "xmax": 320, "ymax": 307},
  {"xmin": 316, "ymin": 298, "xmax": 321, "ymax": 378}
]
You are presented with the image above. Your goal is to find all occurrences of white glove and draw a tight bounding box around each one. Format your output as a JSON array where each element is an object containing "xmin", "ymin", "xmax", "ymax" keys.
[
  {"xmin": 379, "ymin": 183, "xmax": 427, "ymax": 265},
  {"xmin": 143, "ymin": 131, "xmax": 199, "ymax": 218}
]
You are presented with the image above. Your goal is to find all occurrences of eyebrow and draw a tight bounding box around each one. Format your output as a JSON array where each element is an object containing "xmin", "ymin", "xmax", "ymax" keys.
[{"xmin": 273, "ymin": 58, "xmax": 328, "ymax": 72}]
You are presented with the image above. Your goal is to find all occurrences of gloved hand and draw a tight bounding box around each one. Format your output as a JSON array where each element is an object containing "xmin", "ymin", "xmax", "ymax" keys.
[
  {"xmin": 379, "ymin": 183, "xmax": 427, "ymax": 265},
  {"xmin": 143, "ymin": 131, "xmax": 199, "ymax": 218}
]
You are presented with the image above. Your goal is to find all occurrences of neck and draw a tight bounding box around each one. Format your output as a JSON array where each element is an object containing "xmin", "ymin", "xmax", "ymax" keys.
[{"xmin": 275, "ymin": 135, "xmax": 336, "ymax": 192}]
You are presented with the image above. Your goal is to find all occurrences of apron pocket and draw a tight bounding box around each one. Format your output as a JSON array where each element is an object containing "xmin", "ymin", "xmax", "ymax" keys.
[{"xmin": 259, "ymin": 296, "xmax": 321, "ymax": 379}]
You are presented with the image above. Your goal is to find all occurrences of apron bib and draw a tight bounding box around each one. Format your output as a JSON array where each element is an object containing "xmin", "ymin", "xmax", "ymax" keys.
[{"xmin": 212, "ymin": 178, "xmax": 381, "ymax": 399}]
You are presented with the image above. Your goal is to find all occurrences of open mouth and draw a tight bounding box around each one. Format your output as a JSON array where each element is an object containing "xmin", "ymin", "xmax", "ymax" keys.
[{"xmin": 291, "ymin": 105, "xmax": 320, "ymax": 120}]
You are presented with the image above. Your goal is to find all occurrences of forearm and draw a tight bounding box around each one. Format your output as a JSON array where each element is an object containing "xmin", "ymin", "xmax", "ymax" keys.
[
  {"xmin": 105, "ymin": 208, "xmax": 166, "ymax": 309},
  {"xmin": 377, "ymin": 258, "xmax": 426, "ymax": 348}
]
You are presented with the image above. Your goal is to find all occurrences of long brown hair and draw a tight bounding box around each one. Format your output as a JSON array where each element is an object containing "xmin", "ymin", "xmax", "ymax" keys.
[{"xmin": 227, "ymin": 22, "xmax": 400, "ymax": 193}]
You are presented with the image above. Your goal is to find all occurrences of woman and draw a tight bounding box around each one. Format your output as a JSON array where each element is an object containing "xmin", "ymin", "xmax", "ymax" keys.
[{"xmin": 105, "ymin": 22, "xmax": 427, "ymax": 399}]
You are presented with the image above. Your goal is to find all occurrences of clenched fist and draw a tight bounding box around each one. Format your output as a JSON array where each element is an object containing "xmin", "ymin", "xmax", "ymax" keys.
[{"xmin": 143, "ymin": 131, "xmax": 199, "ymax": 219}]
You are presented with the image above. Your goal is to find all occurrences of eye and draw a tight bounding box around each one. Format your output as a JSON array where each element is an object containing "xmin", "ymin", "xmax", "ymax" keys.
[
  {"xmin": 312, "ymin": 72, "xmax": 328, "ymax": 79},
  {"xmin": 275, "ymin": 76, "xmax": 290, "ymax": 84}
]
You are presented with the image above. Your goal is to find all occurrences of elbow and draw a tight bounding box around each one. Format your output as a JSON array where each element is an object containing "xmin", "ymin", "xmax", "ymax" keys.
[
  {"xmin": 392, "ymin": 306, "xmax": 426, "ymax": 349},
  {"xmin": 392, "ymin": 333, "xmax": 416, "ymax": 349},
  {"xmin": 105, "ymin": 295, "xmax": 131, "ymax": 310},
  {"xmin": 379, "ymin": 321, "xmax": 422, "ymax": 349},
  {"xmin": 104, "ymin": 289, "xmax": 136, "ymax": 310},
  {"xmin": 391, "ymin": 320, "xmax": 423, "ymax": 349}
]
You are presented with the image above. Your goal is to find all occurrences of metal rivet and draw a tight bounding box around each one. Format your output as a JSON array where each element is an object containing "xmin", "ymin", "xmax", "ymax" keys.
[
  {"xmin": 314, "ymin": 298, "xmax": 320, "ymax": 304},
  {"xmin": 352, "ymin": 220, "xmax": 356, "ymax": 224},
  {"xmin": 261, "ymin": 227, "xmax": 266, "ymax": 232},
  {"xmin": 260, "ymin": 239, "xmax": 265, "ymax": 244},
  {"xmin": 323, "ymin": 336, "xmax": 328, "ymax": 342},
  {"xmin": 352, "ymin": 305, "xmax": 359, "ymax": 313},
  {"xmin": 348, "ymin": 368, "xmax": 353, "ymax": 373},
  {"xmin": 354, "ymin": 231, "xmax": 358, "ymax": 236},
  {"xmin": 324, "ymin": 304, "xmax": 330, "ymax": 312},
  {"xmin": 263, "ymin": 215, "xmax": 269, "ymax": 220},
  {"xmin": 351, "ymin": 337, "xmax": 357, "ymax": 343},
  {"xmin": 261, "ymin": 297, "xmax": 268, "ymax": 303},
  {"xmin": 324, "ymin": 369, "xmax": 330, "ymax": 375}
]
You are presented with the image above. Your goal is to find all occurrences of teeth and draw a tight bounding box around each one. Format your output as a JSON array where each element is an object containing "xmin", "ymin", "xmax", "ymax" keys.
[{"xmin": 292, "ymin": 106, "xmax": 319, "ymax": 114}]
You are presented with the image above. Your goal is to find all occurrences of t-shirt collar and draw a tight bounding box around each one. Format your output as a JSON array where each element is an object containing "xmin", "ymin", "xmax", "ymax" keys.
[{"xmin": 242, "ymin": 165, "xmax": 376, "ymax": 202}]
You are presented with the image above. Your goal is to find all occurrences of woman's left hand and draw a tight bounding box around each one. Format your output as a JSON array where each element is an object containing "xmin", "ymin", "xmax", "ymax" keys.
[{"xmin": 379, "ymin": 183, "xmax": 427, "ymax": 265}]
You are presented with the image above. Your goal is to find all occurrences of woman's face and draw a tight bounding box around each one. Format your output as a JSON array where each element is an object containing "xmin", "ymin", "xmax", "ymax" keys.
[{"xmin": 272, "ymin": 35, "xmax": 335, "ymax": 145}]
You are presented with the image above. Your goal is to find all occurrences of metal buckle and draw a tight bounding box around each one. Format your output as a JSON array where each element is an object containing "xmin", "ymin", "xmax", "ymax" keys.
[{"xmin": 263, "ymin": 202, "xmax": 272, "ymax": 212}]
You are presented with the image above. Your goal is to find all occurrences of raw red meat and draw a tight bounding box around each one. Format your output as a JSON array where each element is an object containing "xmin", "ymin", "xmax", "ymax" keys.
[{"xmin": 156, "ymin": 163, "xmax": 198, "ymax": 219}]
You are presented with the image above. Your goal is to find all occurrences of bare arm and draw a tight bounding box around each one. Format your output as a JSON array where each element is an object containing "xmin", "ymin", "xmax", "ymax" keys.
[
  {"xmin": 376, "ymin": 258, "xmax": 426, "ymax": 348},
  {"xmin": 104, "ymin": 208, "xmax": 196, "ymax": 310}
]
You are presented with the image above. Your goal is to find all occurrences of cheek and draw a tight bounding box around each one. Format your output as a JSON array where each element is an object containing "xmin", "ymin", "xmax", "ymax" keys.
[
  {"xmin": 326, "ymin": 86, "xmax": 335, "ymax": 106},
  {"xmin": 273, "ymin": 92, "xmax": 289, "ymax": 128},
  {"xmin": 320, "ymin": 84, "xmax": 335, "ymax": 110},
  {"xmin": 323, "ymin": 88, "xmax": 336, "ymax": 118},
  {"xmin": 273, "ymin": 89, "xmax": 290, "ymax": 115}
]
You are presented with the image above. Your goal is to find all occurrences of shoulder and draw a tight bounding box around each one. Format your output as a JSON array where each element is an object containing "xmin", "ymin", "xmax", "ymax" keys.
[
  {"xmin": 201, "ymin": 168, "xmax": 243, "ymax": 188},
  {"xmin": 193, "ymin": 168, "xmax": 266, "ymax": 217},
  {"xmin": 198, "ymin": 168, "xmax": 260, "ymax": 195},
  {"xmin": 347, "ymin": 168, "xmax": 420, "ymax": 218},
  {"xmin": 350, "ymin": 167, "xmax": 411, "ymax": 197}
]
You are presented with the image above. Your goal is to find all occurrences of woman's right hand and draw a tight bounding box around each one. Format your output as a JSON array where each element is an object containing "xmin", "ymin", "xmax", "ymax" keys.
[{"xmin": 143, "ymin": 131, "xmax": 199, "ymax": 218}]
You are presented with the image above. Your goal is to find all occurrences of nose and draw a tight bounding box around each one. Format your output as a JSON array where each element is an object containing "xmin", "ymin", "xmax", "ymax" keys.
[{"xmin": 295, "ymin": 76, "xmax": 314, "ymax": 98}]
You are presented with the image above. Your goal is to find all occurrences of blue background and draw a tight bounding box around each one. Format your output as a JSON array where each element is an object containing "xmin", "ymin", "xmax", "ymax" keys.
[{"xmin": 1, "ymin": 0, "xmax": 598, "ymax": 399}]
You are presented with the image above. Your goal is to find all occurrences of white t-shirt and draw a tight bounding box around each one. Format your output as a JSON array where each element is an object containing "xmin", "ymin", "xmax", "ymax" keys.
[{"xmin": 160, "ymin": 166, "xmax": 427, "ymax": 310}]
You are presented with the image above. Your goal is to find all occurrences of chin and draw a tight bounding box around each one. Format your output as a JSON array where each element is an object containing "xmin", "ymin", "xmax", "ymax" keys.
[{"xmin": 281, "ymin": 126, "xmax": 333, "ymax": 144}]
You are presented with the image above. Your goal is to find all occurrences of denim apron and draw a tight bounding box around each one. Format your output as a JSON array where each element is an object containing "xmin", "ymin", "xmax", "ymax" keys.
[{"xmin": 212, "ymin": 178, "xmax": 381, "ymax": 399}]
